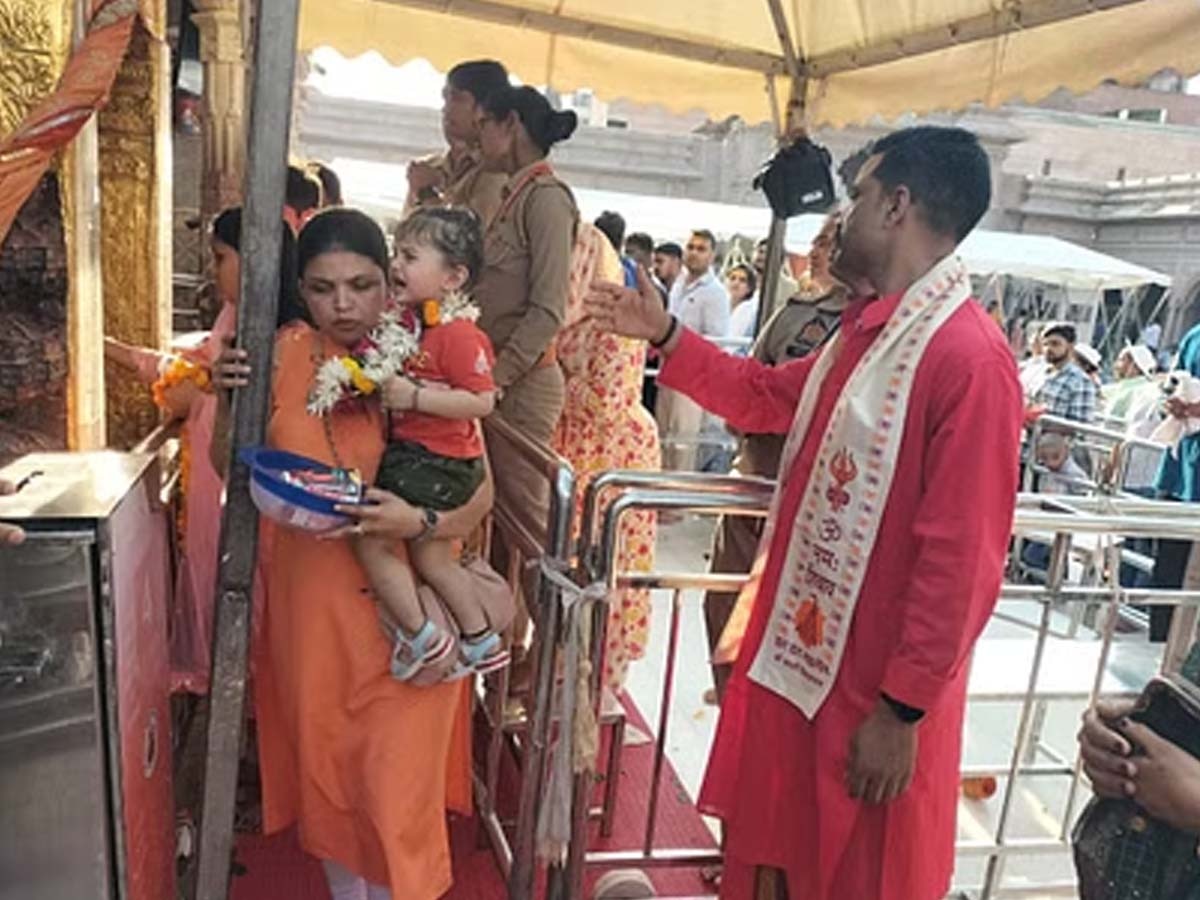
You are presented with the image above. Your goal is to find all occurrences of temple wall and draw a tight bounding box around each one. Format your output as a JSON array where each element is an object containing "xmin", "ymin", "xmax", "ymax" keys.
[
  {"xmin": 0, "ymin": 0, "xmax": 172, "ymax": 461},
  {"xmin": 0, "ymin": 0, "xmax": 73, "ymax": 465}
]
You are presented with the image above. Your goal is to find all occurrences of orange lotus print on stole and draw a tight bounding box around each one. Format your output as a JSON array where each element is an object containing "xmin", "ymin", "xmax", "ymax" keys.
[
  {"xmin": 793, "ymin": 597, "xmax": 826, "ymax": 648},
  {"xmin": 825, "ymin": 447, "xmax": 858, "ymax": 512}
]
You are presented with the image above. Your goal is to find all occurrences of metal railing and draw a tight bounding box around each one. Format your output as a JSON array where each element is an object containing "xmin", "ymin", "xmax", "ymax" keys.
[
  {"xmin": 537, "ymin": 472, "xmax": 1200, "ymax": 900},
  {"xmin": 475, "ymin": 416, "xmax": 576, "ymax": 900},
  {"xmin": 1022, "ymin": 413, "xmax": 1165, "ymax": 497},
  {"xmin": 970, "ymin": 497, "xmax": 1200, "ymax": 898}
]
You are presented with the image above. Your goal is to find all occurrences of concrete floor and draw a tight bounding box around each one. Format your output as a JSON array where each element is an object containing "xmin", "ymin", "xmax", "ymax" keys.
[{"xmin": 620, "ymin": 515, "xmax": 1166, "ymax": 900}]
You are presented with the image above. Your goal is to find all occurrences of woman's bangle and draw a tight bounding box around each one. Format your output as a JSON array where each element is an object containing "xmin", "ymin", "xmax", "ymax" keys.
[{"xmin": 650, "ymin": 315, "xmax": 679, "ymax": 350}]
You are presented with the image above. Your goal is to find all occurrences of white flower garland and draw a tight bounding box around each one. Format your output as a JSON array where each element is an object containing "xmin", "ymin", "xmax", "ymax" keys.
[
  {"xmin": 438, "ymin": 289, "xmax": 481, "ymax": 325},
  {"xmin": 306, "ymin": 308, "xmax": 420, "ymax": 416},
  {"xmin": 305, "ymin": 292, "xmax": 481, "ymax": 416}
]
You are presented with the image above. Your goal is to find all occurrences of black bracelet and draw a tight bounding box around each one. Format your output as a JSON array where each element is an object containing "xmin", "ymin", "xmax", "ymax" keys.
[
  {"xmin": 881, "ymin": 692, "xmax": 925, "ymax": 724},
  {"xmin": 650, "ymin": 315, "xmax": 680, "ymax": 350}
]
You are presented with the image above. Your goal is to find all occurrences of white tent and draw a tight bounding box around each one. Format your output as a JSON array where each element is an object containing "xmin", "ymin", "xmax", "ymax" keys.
[{"xmin": 955, "ymin": 229, "xmax": 1171, "ymax": 292}]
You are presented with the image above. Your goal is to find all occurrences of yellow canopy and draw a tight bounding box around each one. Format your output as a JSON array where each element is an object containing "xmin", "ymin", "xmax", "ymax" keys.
[{"xmin": 298, "ymin": 0, "xmax": 1200, "ymax": 128}]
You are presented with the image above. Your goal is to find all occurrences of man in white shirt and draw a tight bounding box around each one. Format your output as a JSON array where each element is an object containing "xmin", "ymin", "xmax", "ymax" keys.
[
  {"xmin": 657, "ymin": 229, "xmax": 730, "ymax": 470},
  {"xmin": 667, "ymin": 230, "xmax": 731, "ymax": 337}
]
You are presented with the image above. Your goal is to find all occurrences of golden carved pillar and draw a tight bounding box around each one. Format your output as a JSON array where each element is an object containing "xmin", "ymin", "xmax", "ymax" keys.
[
  {"xmin": 0, "ymin": 1, "xmax": 70, "ymax": 138},
  {"xmin": 98, "ymin": 4, "xmax": 172, "ymax": 447},
  {"xmin": 193, "ymin": 0, "xmax": 245, "ymax": 217}
]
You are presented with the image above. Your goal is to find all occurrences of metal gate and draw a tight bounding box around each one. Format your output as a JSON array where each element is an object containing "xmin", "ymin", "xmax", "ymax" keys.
[{"xmin": 482, "ymin": 410, "xmax": 1200, "ymax": 899}]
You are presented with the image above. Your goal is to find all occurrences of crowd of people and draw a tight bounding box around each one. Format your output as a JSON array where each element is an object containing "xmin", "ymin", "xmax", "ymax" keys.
[
  {"xmin": 552, "ymin": 198, "xmax": 836, "ymax": 479},
  {"xmin": 6, "ymin": 51, "xmax": 1200, "ymax": 900},
  {"xmin": 85, "ymin": 57, "xmax": 675, "ymax": 900}
]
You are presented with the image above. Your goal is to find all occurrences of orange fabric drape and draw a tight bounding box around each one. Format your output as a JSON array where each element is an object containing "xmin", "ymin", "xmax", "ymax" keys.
[{"xmin": 0, "ymin": 0, "xmax": 141, "ymax": 245}]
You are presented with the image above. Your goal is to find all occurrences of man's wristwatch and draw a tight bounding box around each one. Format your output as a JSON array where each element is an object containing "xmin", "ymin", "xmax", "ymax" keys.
[
  {"xmin": 650, "ymin": 314, "xmax": 680, "ymax": 350},
  {"xmin": 414, "ymin": 507, "xmax": 439, "ymax": 542},
  {"xmin": 881, "ymin": 692, "xmax": 925, "ymax": 724}
]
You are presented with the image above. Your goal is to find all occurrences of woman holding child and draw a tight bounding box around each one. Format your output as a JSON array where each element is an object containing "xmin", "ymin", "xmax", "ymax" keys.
[{"xmin": 214, "ymin": 208, "xmax": 494, "ymax": 900}]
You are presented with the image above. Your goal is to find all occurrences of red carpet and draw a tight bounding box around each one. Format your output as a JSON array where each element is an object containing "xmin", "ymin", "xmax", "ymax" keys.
[
  {"xmin": 231, "ymin": 816, "xmax": 504, "ymax": 900},
  {"xmin": 583, "ymin": 694, "xmax": 717, "ymax": 898},
  {"xmin": 231, "ymin": 694, "xmax": 717, "ymax": 899}
]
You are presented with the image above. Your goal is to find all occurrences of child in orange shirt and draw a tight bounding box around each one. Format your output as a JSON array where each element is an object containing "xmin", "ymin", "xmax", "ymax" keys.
[{"xmin": 354, "ymin": 207, "xmax": 506, "ymax": 680}]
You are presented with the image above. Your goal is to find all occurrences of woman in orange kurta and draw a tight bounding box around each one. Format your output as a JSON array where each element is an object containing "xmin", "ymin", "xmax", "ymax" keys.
[
  {"xmin": 217, "ymin": 209, "xmax": 483, "ymax": 900},
  {"xmin": 552, "ymin": 223, "xmax": 660, "ymax": 691}
]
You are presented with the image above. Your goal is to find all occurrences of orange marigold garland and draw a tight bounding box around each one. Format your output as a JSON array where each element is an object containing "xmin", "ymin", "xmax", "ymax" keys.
[
  {"xmin": 152, "ymin": 357, "xmax": 211, "ymax": 409},
  {"xmin": 151, "ymin": 358, "xmax": 213, "ymax": 539}
]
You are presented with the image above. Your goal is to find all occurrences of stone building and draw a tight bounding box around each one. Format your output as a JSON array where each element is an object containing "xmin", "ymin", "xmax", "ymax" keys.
[{"xmin": 172, "ymin": 59, "xmax": 1190, "ymax": 343}]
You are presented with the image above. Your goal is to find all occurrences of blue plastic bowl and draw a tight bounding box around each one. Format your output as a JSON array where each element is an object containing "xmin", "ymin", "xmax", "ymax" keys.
[{"xmin": 239, "ymin": 447, "xmax": 360, "ymax": 533}]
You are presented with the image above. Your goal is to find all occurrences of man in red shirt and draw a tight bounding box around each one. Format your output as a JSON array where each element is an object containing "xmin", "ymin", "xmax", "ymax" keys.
[{"xmin": 590, "ymin": 126, "xmax": 1022, "ymax": 900}]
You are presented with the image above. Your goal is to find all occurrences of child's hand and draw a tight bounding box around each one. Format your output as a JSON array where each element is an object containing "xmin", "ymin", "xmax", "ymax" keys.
[{"xmin": 382, "ymin": 375, "xmax": 419, "ymax": 411}]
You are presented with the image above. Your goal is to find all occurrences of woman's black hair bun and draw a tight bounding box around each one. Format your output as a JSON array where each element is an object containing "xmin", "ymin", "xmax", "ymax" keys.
[{"xmin": 548, "ymin": 110, "xmax": 578, "ymax": 145}]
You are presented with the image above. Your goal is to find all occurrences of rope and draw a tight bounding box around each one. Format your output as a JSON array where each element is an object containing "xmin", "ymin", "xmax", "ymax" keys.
[{"xmin": 535, "ymin": 560, "xmax": 607, "ymax": 865}]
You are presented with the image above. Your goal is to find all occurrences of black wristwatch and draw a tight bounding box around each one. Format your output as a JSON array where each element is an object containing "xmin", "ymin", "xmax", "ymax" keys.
[
  {"xmin": 881, "ymin": 692, "xmax": 925, "ymax": 724},
  {"xmin": 415, "ymin": 507, "xmax": 439, "ymax": 542}
]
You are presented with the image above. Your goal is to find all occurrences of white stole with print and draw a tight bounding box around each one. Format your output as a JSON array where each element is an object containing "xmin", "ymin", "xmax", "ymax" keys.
[{"xmin": 747, "ymin": 255, "xmax": 972, "ymax": 718}]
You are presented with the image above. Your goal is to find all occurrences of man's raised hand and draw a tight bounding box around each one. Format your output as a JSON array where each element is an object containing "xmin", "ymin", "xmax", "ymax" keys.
[{"xmin": 587, "ymin": 265, "xmax": 673, "ymax": 345}]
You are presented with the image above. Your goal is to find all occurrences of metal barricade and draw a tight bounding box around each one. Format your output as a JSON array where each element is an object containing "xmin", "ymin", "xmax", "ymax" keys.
[
  {"xmin": 475, "ymin": 416, "xmax": 576, "ymax": 899},
  {"xmin": 968, "ymin": 497, "xmax": 1200, "ymax": 898},
  {"xmin": 1016, "ymin": 416, "xmax": 1166, "ymax": 628},
  {"xmin": 1023, "ymin": 413, "xmax": 1165, "ymax": 497},
  {"xmin": 548, "ymin": 476, "xmax": 1200, "ymax": 900},
  {"xmin": 563, "ymin": 473, "xmax": 772, "ymax": 898}
]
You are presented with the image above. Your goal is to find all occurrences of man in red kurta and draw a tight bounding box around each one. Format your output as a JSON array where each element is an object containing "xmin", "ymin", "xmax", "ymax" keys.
[{"xmin": 590, "ymin": 126, "xmax": 1022, "ymax": 900}]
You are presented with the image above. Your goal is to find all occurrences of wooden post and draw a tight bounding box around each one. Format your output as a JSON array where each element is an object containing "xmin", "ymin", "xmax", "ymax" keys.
[
  {"xmin": 194, "ymin": 0, "xmax": 298, "ymax": 897},
  {"xmin": 60, "ymin": 0, "xmax": 108, "ymax": 450}
]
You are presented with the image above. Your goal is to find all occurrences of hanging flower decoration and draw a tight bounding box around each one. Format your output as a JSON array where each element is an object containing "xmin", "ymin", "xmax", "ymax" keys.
[{"xmin": 307, "ymin": 307, "xmax": 421, "ymax": 416}]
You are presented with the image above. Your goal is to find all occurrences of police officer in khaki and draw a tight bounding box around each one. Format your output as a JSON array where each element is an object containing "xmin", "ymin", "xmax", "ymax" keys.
[
  {"xmin": 404, "ymin": 60, "xmax": 510, "ymax": 227},
  {"xmin": 474, "ymin": 85, "xmax": 579, "ymax": 446}
]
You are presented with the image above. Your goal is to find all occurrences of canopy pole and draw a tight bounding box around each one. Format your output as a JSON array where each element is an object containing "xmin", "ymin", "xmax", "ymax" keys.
[
  {"xmin": 194, "ymin": 0, "xmax": 299, "ymax": 897},
  {"xmin": 765, "ymin": 73, "xmax": 783, "ymax": 142},
  {"xmin": 757, "ymin": 0, "xmax": 808, "ymax": 334}
]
